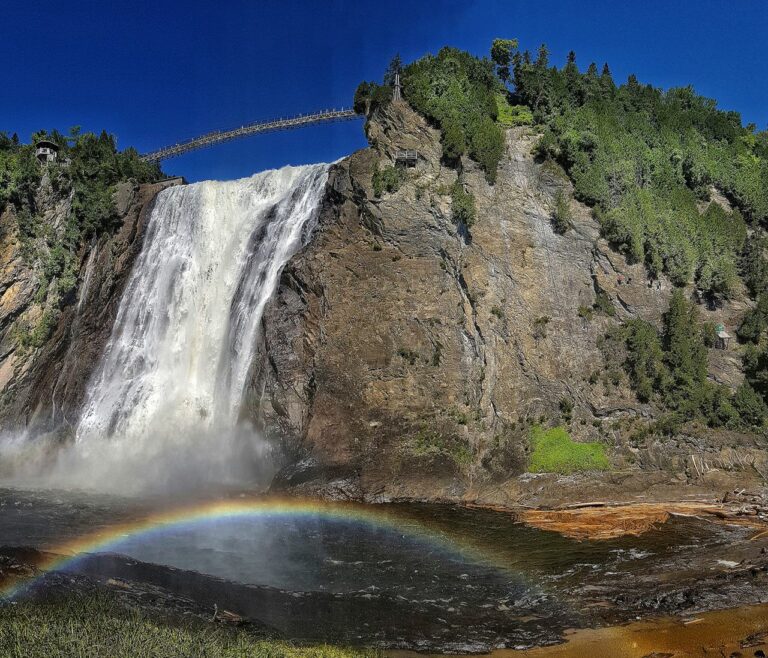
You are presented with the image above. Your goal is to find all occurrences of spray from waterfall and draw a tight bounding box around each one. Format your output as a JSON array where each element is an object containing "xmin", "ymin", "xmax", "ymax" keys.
[{"xmin": 6, "ymin": 164, "xmax": 328, "ymax": 494}]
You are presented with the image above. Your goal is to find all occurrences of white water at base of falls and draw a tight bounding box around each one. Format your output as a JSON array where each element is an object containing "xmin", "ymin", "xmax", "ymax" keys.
[{"xmin": 5, "ymin": 164, "xmax": 328, "ymax": 494}]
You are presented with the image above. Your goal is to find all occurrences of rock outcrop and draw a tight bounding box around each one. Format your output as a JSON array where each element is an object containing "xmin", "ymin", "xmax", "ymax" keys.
[
  {"xmin": 251, "ymin": 101, "xmax": 765, "ymax": 505},
  {"xmin": 0, "ymin": 177, "xmax": 182, "ymax": 435}
]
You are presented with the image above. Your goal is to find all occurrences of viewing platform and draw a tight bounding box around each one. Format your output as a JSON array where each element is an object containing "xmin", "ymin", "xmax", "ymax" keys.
[{"xmin": 394, "ymin": 150, "xmax": 419, "ymax": 167}]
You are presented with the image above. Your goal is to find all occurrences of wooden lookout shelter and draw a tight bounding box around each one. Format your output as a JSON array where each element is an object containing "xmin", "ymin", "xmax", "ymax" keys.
[{"xmin": 35, "ymin": 140, "xmax": 59, "ymax": 165}]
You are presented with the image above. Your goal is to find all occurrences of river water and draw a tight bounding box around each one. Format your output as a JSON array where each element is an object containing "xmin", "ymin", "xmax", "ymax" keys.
[{"xmin": 1, "ymin": 487, "xmax": 766, "ymax": 652}]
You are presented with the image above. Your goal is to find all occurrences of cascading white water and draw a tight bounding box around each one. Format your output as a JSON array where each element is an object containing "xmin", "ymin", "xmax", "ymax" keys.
[
  {"xmin": 77, "ymin": 164, "xmax": 327, "ymax": 440},
  {"xmin": 42, "ymin": 164, "xmax": 328, "ymax": 493}
]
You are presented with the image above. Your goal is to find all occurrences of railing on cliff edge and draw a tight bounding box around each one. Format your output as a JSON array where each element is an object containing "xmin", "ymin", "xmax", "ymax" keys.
[{"xmin": 140, "ymin": 108, "xmax": 360, "ymax": 162}]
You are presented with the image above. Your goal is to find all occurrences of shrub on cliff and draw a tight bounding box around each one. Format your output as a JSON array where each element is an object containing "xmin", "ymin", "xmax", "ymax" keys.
[
  {"xmin": 551, "ymin": 189, "xmax": 572, "ymax": 234},
  {"xmin": 495, "ymin": 93, "xmax": 532, "ymax": 127},
  {"xmin": 372, "ymin": 164, "xmax": 404, "ymax": 197},
  {"xmin": 467, "ymin": 116, "xmax": 504, "ymax": 184},
  {"xmin": 451, "ymin": 182, "xmax": 476, "ymax": 228}
]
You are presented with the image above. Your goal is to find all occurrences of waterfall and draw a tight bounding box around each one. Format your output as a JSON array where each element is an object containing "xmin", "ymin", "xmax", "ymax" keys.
[{"xmin": 49, "ymin": 164, "xmax": 328, "ymax": 493}]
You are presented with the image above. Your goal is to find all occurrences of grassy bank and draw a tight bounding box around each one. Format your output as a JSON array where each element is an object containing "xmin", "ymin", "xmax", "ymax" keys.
[
  {"xmin": 0, "ymin": 592, "xmax": 380, "ymax": 658},
  {"xmin": 528, "ymin": 426, "xmax": 609, "ymax": 474}
]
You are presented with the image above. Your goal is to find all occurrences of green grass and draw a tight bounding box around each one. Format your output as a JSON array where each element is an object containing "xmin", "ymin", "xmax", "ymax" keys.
[
  {"xmin": 528, "ymin": 425, "xmax": 609, "ymax": 474},
  {"xmin": 0, "ymin": 592, "xmax": 380, "ymax": 658}
]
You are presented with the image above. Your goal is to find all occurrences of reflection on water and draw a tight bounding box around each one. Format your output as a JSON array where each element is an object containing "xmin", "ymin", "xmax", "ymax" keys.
[{"xmin": 0, "ymin": 488, "xmax": 763, "ymax": 651}]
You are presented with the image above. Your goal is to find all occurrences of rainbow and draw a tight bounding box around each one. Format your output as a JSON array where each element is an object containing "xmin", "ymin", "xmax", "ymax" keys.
[{"xmin": 0, "ymin": 496, "xmax": 512, "ymax": 600}]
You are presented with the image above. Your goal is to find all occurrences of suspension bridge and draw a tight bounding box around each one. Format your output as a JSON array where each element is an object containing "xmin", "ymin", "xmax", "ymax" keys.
[{"xmin": 140, "ymin": 108, "xmax": 360, "ymax": 162}]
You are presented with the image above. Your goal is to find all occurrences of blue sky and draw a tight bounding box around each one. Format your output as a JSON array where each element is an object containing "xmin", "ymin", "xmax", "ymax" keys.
[{"xmin": 3, "ymin": 1, "xmax": 767, "ymax": 182}]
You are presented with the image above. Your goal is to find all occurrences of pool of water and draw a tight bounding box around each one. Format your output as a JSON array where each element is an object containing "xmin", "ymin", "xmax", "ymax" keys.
[{"xmin": 1, "ymin": 487, "xmax": 765, "ymax": 651}]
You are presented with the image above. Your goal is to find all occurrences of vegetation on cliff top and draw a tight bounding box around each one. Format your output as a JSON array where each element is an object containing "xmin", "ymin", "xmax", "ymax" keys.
[
  {"xmin": 401, "ymin": 48, "xmax": 504, "ymax": 184},
  {"xmin": 357, "ymin": 44, "xmax": 766, "ymax": 295},
  {"xmin": 498, "ymin": 43, "xmax": 768, "ymax": 418},
  {"xmin": 1, "ymin": 128, "xmax": 163, "ymax": 348},
  {"xmin": 359, "ymin": 42, "xmax": 767, "ymax": 291},
  {"xmin": 354, "ymin": 48, "xmax": 506, "ymax": 185},
  {"xmin": 489, "ymin": 42, "xmax": 767, "ymax": 303}
]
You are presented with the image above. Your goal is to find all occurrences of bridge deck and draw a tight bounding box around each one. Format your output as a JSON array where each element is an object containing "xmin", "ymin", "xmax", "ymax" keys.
[{"xmin": 141, "ymin": 108, "xmax": 360, "ymax": 162}]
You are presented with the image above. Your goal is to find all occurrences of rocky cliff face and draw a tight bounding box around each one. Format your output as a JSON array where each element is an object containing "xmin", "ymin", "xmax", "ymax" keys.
[
  {"xmin": 0, "ymin": 177, "xmax": 181, "ymax": 436},
  {"xmin": 253, "ymin": 102, "xmax": 764, "ymax": 505},
  {"xmin": 1, "ymin": 106, "xmax": 762, "ymax": 507}
]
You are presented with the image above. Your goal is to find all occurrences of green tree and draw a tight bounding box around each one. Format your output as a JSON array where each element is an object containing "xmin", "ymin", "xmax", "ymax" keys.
[
  {"xmin": 733, "ymin": 382, "xmax": 768, "ymax": 427},
  {"xmin": 697, "ymin": 252, "xmax": 738, "ymax": 301},
  {"xmin": 535, "ymin": 43, "xmax": 550, "ymax": 69},
  {"xmin": 738, "ymin": 294, "xmax": 768, "ymax": 343},
  {"xmin": 563, "ymin": 51, "xmax": 582, "ymax": 105},
  {"xmin": 744, "ymin": 344, "xmax": 768, "ymax": 401},
  {"xmin": 624, "ymin": 319, "xmax": 667, "ymax": 402},
  {"xmin": 490, "ymin": 38, "xmax": 518, "ymax": 85},
  {"xmin": 383, "ymin": 54, "xmax": 403, "ymax": 87},
  {"xmin": 741, "ymin": 234, "xmax": 767, "ymax": 297},
  {"xmin": 352, "ymin": 81, "xmax": 391, "ymax": 116},
  {"xmin": 663, "ymin": 289, "xmax": 708, "ymax": 408},
  {"xmin": 600, "ymin": 63, "xmax": 615, "ymax": 96}
]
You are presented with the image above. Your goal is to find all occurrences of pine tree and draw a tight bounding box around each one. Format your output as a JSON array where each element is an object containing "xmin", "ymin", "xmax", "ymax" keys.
[
  {"xmin": 733, "ymin": 382, "xmax": 768, "ymax": 427},
  {"xmin": 535, "ymin": 44, "xmax": 550, "ymax": 68},
  {"xmin": 600, "ymin": 63, "xmax": 616, "ymax": 96},
  {"xmin": 563, "ymin": 50, "xmax": 581, "ymax": 105},
  {"xmin": 741, "ymin": 234, "xmax": 767, "ymax": 297},
  {"xmin": 738, "ymin": 294, "xmax": 768, "ymax": 343},
  {"xmin": 582, "ymin": 63, "xmax": 600, "ymax": 102},
  {"xmin": 383, "ymin": 54, "xmax": 402, "ymax": 87},
  {"xmin": 624, "ymin": 319, "xmax": 667, "ymax": 402},
  {"xmin": 663, "ymin": 289, "xmax": 708, "ymax": 405}
]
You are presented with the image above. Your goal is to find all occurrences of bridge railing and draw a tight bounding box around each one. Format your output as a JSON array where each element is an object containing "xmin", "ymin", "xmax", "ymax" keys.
[{"xmin": 141, "ymin": 108, "xmax": 360, "ymax": 162}]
